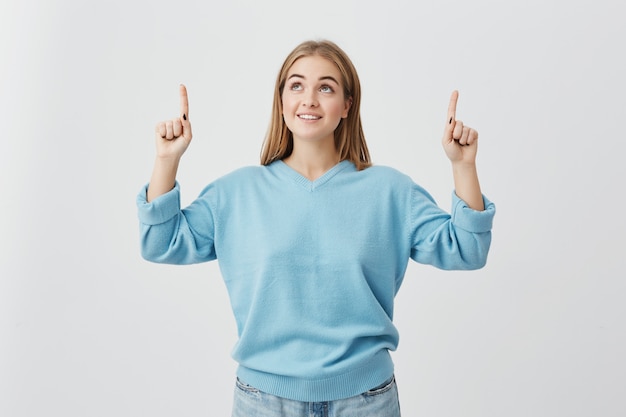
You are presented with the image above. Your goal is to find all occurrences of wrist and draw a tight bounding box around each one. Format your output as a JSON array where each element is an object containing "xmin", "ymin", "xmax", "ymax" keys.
[
  {"xmin": 154, "ymin": 154, "xmax": 181, "ymax": 167},
  {"xmin": 451, "ymin": 160, "xmax": 477, "ymax": 172}
]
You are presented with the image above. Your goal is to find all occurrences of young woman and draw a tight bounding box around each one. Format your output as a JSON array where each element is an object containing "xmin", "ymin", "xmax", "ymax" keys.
[{"xmin": 138, "ymin": 40, "xmax": 495, "ymax": 416}]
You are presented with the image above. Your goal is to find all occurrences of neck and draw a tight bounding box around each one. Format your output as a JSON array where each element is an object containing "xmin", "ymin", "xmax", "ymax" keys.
[{"xmin": 283, "ymin": 139, "xmax": 340, "ymax": 181}]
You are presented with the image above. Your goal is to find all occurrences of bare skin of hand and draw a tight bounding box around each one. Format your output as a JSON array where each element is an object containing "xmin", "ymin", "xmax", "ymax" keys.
[
  {"xmin": 147, "ymin": 85, "xmax": 193, "ymax": 202},
  {"xmin": 442, "ymin": 91, "xmax": 484, "ymax": 211},
  {"xmin": 154, "ymin": 84, "xmax": 193, "ymax": 159},
  {"xmin": 442, "ymin": 90, "xmax": 478, "ymax": 164}
]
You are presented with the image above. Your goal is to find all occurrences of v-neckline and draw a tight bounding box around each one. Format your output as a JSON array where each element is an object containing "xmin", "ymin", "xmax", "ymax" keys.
[{"xmin": 275, "ymin": 160, "xmax": 353, "ymax": 191}]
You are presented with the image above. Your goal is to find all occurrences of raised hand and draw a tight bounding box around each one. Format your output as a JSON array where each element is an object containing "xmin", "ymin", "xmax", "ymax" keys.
[
  {"xmin": 442, "ymin": 90, "xmax": 478, "ymax": 165},
  {"xmin": 147, "ymin": 85, "xmax": 193, "ymax": 202},
  {"xmin": 154, "ymin": 84, "xmax": 193, "ymax": 160}
]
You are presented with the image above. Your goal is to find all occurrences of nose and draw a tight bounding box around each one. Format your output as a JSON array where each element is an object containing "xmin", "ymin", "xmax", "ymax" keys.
[{"xmin": 302, "ymin": 90, "xmax": 318, "ymax": 107}]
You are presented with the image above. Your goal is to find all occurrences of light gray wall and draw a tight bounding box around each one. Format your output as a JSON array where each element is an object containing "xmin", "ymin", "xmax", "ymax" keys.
[{"xmin": 1, "ymin": 0, "xmax": 624, "ymax": 416}]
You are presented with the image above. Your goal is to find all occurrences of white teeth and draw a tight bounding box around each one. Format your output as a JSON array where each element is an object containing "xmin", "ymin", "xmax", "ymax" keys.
[{"xmin": 298, "ymin": 114, "xmax": 320, "ymax": 120}]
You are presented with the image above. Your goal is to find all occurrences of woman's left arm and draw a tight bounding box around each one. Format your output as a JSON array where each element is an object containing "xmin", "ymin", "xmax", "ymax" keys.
[{"xmin": 442, "ymin": 90, "xmax": 485, "ymax": 211}]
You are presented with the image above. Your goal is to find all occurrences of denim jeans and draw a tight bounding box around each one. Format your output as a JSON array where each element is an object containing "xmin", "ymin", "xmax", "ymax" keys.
[{"xmin": 232, "ymin": 375, "xmax": 401, "ymax": 417}]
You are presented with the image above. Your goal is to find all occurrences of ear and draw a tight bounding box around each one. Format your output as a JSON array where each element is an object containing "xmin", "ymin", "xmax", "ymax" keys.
[{"xmin": 342, "ymin": 96, "xmax": 353, "ymax": 118}]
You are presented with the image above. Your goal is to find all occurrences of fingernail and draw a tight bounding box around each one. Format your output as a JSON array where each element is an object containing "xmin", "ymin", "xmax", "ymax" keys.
[
  {"xmin": 183, "ymin": 114, "xmax": 187, "ymax": 121},
  {"xmin": 449, "ymin": 117, "xmax": 453, "ymax": 124}
]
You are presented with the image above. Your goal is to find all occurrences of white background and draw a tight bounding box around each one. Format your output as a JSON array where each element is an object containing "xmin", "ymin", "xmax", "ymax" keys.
[{"xmin": 1, "ymin": 0, "xmax": 624, "ymax": 416}]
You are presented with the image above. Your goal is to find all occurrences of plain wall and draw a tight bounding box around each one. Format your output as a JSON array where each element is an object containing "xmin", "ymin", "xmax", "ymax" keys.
[{"xmin": 1, "ymin": 0, "xmax": 624, "ymax": 415}]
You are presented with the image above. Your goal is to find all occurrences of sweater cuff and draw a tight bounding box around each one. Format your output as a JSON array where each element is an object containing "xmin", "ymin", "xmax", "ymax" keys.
[
  {"xmin": 450, "ymin": 191, "xmax": 495, "ymax": 233},
  {"xmin": 136, "ymin": 182, "xmax": 181, "ymax": 225}
]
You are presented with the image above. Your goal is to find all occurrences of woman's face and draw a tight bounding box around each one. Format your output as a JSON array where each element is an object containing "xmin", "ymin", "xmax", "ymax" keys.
[{"xmin": 281, "ymin": 55, "xmax": 351, "ymax": 145}]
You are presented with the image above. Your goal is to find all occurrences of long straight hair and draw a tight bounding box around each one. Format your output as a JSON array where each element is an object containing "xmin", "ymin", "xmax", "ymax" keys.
[{"xmin": 260, "ymin": 40, "xmax": 371, "ymax": 170}]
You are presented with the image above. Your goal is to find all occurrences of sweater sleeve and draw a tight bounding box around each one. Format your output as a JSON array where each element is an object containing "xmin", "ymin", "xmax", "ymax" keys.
[
  {"xmin": 136, "ymin": 182, "xmax": 217, "ymax": 264},
  {"xmin": 409, "ymin": 185, "xmax": 495, "ymax": 270}
]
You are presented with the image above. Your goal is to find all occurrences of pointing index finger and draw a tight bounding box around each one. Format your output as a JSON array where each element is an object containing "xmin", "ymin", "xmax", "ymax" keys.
[
  {"xmin": 447, "ymin": 90, "xmax": 459, "ymax": 123},
  {"xmin": 180, "ymin": 84, "xmax": 189, "ymax": 120}
]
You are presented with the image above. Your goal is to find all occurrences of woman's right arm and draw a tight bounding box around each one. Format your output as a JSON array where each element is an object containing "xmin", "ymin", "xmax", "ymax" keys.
[
  {"xmin": 147, "ymin": 84, "xmax": 193, "ymax": 202},
  {"xmin": 138, "ymin": 85, "xmax": 216, "ymax": 264}
]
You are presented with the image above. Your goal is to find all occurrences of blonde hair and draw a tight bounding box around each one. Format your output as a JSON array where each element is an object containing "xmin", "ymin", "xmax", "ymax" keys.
[{"xmin": 260, "ymin": 40, "xmax": 371, "ymax": 170}]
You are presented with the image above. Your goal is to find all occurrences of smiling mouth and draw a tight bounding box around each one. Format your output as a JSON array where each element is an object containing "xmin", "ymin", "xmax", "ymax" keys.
[{"xmin": 298, "ymin": 114, "xmax": 321, "ymax": 120}]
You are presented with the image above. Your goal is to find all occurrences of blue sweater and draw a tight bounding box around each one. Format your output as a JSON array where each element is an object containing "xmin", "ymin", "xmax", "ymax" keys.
[{"xmin": 137, "ymin": 160, "xmax": 495, "ymax": 402}]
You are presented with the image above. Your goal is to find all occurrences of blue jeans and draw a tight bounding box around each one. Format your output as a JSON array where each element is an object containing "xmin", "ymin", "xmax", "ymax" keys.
[{"xmin": 232, "ymin": 376, "xmax": 401, "ymax": 417}]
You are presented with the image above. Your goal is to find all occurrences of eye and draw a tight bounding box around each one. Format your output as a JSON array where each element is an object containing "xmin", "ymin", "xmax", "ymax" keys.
[
  {"xmin": 319, "ymin": 84, "xmax": 334, "ymax": 93},
  {"xmin": 289, "ymin": 82, "xmax": 303, "ymax": 91}
]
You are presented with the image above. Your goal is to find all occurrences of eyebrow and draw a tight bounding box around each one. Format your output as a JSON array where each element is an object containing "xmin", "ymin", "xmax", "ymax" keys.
[{"xmin": 287, "ymin": 74, "xmax": 340, "ymax": 85}]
